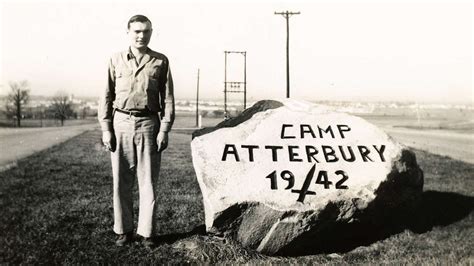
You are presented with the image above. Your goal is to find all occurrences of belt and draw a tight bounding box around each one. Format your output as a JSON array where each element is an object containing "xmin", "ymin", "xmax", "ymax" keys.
[{"xmin": 115, "ymin": 108, "xmax": 154, "ymax": 117}]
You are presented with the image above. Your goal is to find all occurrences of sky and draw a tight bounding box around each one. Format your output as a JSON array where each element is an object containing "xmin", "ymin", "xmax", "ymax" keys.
[{"xmin": 0, "ymin": 0, "xmax": 472, "ymax": 103}]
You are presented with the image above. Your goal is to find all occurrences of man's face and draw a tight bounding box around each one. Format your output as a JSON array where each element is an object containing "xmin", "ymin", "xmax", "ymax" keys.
[{"xmin": 128, "ymin": 21, "xmax": 152, "ymax": 49}]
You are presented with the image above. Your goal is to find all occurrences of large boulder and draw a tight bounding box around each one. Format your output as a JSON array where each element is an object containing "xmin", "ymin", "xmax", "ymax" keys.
[{"xmin": 191, "ymin": 99, "xmax": 423, "ymax": 255}]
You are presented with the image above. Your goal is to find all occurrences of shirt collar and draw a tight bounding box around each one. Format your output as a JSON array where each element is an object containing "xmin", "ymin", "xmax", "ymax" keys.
[{"xmin": 126, "ymin": 47, "xmax": 153, "ymax": 60}]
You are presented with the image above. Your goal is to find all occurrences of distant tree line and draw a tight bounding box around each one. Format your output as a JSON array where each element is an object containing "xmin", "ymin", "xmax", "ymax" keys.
[{"xmin": 3, "ymin": 80, "xmax": 96, "ymax": 127}]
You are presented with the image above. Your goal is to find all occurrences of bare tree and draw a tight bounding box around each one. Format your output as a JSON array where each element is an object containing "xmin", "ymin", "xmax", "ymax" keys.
[
  {"xmin": 6, "ymin": 80, "xmax": 30, "ymax": 127},
  {"xmin": 50, "ymin": 92, "xmax": 74, "ymax": 126}
]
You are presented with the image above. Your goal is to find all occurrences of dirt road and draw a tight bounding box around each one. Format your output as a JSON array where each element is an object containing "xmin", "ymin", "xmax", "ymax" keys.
[
  {"xmin": 0, "ymin": 123, "xmax": 99, "ymax": 170},
  {"xmin": 382, "ymin": 126, "xmax": 474, "ymax": 164}
]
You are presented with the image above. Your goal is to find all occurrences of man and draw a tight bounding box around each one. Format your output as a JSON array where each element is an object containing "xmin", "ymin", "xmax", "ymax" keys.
[{"xmin": 98, "ymin": 14, "xmax": 175, "ymax": 248}]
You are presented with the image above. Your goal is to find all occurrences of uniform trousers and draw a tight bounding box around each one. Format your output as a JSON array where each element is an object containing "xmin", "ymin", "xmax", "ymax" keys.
[{"xmin": 111, "ymin": 111, "xmax": 161, "ymax": 237}]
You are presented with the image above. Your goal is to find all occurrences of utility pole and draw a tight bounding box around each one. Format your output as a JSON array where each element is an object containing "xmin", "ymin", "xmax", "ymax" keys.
[
  {"xmin": 275, "ymin": 10, "xmax": 300, "ymax": 98},
  {"xmin": 223, "ymin": 51, "xmax": 247, "ymax": 118},
  {"xmin": 195, "ymin": 68, "xmax": 200, "ymax": 127}
]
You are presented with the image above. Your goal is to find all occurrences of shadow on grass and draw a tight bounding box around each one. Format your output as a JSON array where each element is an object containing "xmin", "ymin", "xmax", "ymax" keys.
[
  {"xmin": 155, "ymin": 225, "xmax": 207, "ymax": 245},
  {"xmin": 364, "ymin": 190, "xmax": 474, "ymax": 248},
  {"xmin": 406, "ymin": 190, "xmax": 474, "ymax": 233}
]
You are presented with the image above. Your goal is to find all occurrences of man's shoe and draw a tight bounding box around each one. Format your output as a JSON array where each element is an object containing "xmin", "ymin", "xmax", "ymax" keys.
[
  {"xmin": 115, "ymin": 232, "xmax": 134, "ymax": 246},
  {"xmin": 142, "ymin": 237, "xmax": 156, "ymax": 249}
]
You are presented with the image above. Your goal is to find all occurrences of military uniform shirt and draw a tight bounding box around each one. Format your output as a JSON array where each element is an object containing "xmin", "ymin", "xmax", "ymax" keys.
[{"xmin": 98, "ymin": 47, "xmax": 175, "ymax": 132}]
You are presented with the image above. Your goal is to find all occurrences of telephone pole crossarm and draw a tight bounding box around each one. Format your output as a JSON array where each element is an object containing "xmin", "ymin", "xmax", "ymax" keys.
[{"xmin": 274, "ymin": 11, "xmax": 301, "ymax": 17}]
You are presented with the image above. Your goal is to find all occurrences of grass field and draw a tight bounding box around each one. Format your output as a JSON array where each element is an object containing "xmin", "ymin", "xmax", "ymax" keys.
[{"xmin": 0, "ymin": 126, "xmax": 473, "ymax": 263}]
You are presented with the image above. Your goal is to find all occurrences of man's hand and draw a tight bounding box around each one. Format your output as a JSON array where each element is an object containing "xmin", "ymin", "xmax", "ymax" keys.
[
  {"xmin": 156, "ymin": 131, "xmax": 169, "ymax": 152},
  {"xmin": 102, "ymin": 131, "xmax": 116, "ymax": 152}
]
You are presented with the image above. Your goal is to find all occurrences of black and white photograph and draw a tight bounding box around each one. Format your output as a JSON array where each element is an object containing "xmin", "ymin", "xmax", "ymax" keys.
[{"xmin": 0, "ymin": 0, "xmax": 472, "ymax": 264}]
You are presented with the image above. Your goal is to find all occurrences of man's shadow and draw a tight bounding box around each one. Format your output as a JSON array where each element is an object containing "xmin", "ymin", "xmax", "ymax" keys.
[
  {"xmin": 155, "ymin": 190, "xmax": 473, "ymax": 255},
  {"xmin": 155, "ymin": 224, "xmax": 207, "ymax": 245}
]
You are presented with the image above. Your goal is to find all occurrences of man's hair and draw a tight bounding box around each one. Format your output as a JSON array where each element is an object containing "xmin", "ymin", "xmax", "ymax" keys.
[{"xmin": 127, "ymin": 15, "xmax": 152, "ymax": 29}]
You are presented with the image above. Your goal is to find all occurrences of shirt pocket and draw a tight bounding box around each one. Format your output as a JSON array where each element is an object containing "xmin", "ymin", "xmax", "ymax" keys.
[
  {"xmin": 145, "ymin": 66, "xmax": 161, "ymax": 81},
  {"xmin": 144, "ymin": 66, "xmax": 161, "ymax": 111},
  {"xmin": 145, "ymin": 66, "xmax": 162, "ymax": 94},
  {"xmin": 115, "ymin": 68, "xmax": 133, "ymax": 93}
]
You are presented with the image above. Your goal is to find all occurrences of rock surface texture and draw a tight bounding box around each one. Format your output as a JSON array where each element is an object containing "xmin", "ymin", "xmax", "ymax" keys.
[{"xmin": 191, "ymin": 99, "xmax": 424, "ymax": 255}]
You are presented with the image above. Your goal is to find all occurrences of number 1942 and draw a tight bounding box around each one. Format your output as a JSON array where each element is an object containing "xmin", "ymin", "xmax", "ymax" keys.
[{"xmin": 265, "ymin": 164, "xmax": 349, "ymax": 203}]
